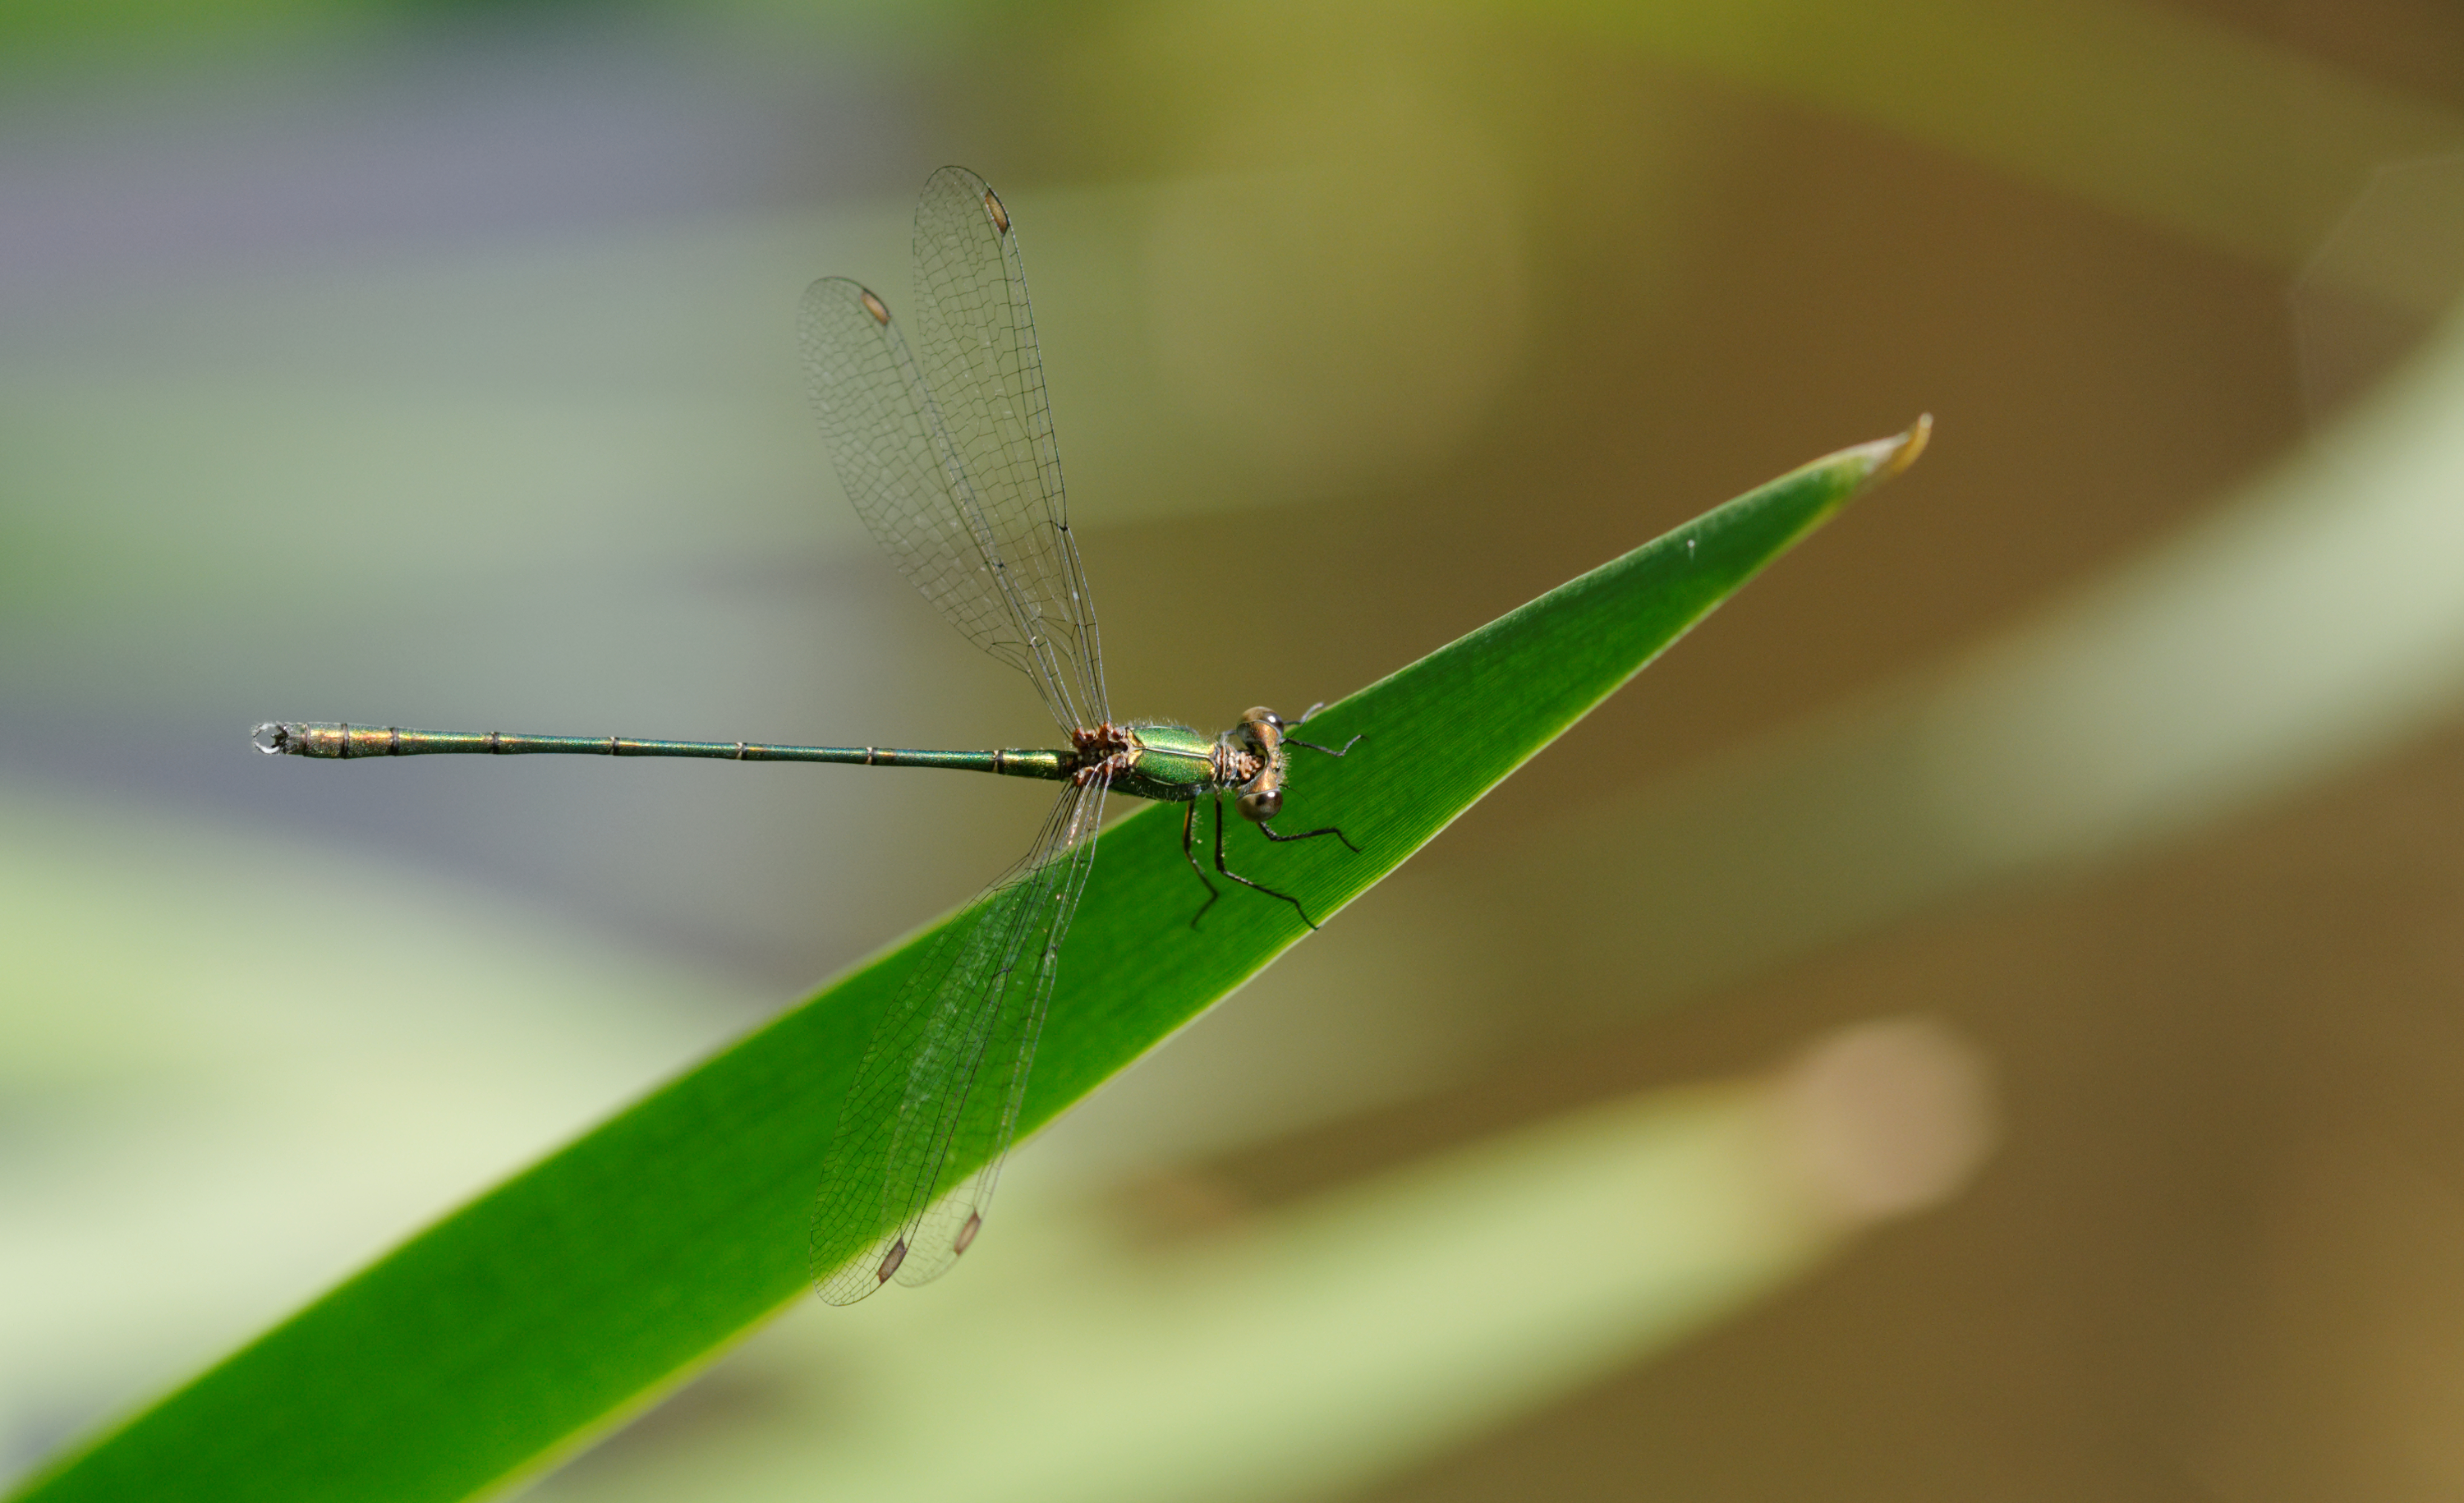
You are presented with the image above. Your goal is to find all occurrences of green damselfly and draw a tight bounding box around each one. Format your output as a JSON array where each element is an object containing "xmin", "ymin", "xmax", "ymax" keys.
[{"xmin": 254, "ymin": 167, "xmax": 1358, "ymax": 1304}]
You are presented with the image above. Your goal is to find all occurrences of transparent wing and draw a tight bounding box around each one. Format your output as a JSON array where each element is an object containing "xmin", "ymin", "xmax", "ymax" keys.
[
  {"xmin": 796, "ymin": 168, "xmax": 1105, "ymax": 733},
  {"xmin": 810, "ymin": 775, "xmax": 1109, "ymax": 1304},
  {"xmin": 909, "ymin": 165, "xmax": 1106, "ymax": 731}
]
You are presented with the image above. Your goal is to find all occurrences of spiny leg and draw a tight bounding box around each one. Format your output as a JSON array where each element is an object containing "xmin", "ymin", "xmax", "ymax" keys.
[
  {"xmin": 1288, "ymin": 703, "xmax": 1361, "ymax": 755},
  {"xmin": 1285, "ymin": 705, "xmax": 1362, "ymax": 762},
  {"xmin": 1213, "ymin": 794, "xmax": 1322, "ymax": 930},
  {"xmin": 1273, "ymin": 706, "xmax": 1361, "ymax": 852},
  {"xmin": 1258, "ymin": 819, "xmax": 1360, "ymax": 854},
  {"xmin": 1182, "ymin": 801, "xmax": 1223, "ymax": 929}
]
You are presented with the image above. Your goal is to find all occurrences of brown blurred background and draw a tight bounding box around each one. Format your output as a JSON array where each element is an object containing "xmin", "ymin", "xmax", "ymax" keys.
[{"xmin": 6, "ymin": 0, "xmax": 2464, "ymax": 1498}]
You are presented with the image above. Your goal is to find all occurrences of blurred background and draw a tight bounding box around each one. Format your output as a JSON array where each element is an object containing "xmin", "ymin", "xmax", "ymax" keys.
[{"xmin": 6, "ymin": 0, "xmax": 2464, "ymax": 1498}]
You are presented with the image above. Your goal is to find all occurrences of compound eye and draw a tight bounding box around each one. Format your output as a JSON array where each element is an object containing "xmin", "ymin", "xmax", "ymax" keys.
[
  {"xmin": 1237, "ymin": 788, "xmax": 1282, "ymax": 822},
  {"xmin": 1240, "ymin": 706, "xmax": 1279, "ymax": 729}
]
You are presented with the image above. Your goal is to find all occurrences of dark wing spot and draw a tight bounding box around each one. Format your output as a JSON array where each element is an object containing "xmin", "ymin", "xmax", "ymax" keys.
[
  {"xmin": 983, "ymin": 190, "xmax": 1010, "ymax": 234},
  {"xmin": 876, "ymin": 1238, "xmax": 908, "ymax": 1283},
  {"xmin": 859, "ymin": 289, "xmax": 891, "ymax": 325}
]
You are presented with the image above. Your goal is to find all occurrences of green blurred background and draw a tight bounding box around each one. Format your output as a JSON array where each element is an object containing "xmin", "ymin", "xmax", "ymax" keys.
[{"xmin": 7, "ymin": 0, "xmax": 2464, "ymax": 1497}]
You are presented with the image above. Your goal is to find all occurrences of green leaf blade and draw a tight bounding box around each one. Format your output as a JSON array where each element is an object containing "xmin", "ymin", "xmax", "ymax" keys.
[{"xmin": 11, "ymin": 421, "xmax": 1924, "ymax": 1503}]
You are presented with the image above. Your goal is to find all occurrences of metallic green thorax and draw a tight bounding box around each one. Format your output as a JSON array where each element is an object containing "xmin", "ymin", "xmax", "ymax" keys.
[{"xmin": 1103, "ymin": 723, "xmax": 1231, "ymax": 803}]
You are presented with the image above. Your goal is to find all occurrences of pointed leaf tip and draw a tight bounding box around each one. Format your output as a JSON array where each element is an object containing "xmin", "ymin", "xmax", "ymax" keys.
[
  {"xmin": 1882, "ymin": 413, "xmax": 1932, "ymax": 478},
  {"xmin": 1814, "ymin": 415, "xmax": 1933, "ymax": 491}
]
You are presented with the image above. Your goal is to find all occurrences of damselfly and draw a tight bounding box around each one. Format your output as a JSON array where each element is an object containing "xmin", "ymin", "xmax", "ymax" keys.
[{"xmin": 253, "ymin": 167, "xmax": 1358, "ymax": 1303}]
